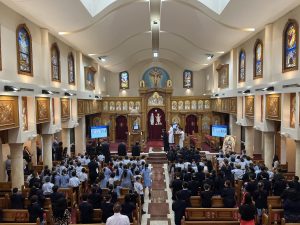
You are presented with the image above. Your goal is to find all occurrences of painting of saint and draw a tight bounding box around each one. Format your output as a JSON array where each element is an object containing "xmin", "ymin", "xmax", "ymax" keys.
[
  {"xmin": 217, "ymin": 64, "xmax": 229, "ymax": 88},
  {"xmin": 185, "ymin": 100, "xmax": 190, "ymax": 110},
  {"xmin": 122, "ymin": 101, "xmax": 128, "ymax": 111},
  {"xmin": 103, "ymin": 101, "xmax": 108, "ymax": 111},
  {"xmin": 135, "ymin": 102, "xmax": 141, "ymax": 111},
  {"xmin": 119, "ymin": 71, "xmax": 129, "ymax": 89},
  {"xmin": 17, "ymin": 24, "xmax": 32, "ymax": 75},
  {"xmin": 85, "ymin": 67, "xmax": 96, "ymax": 90},
  {"xmin": 129, "ymin": 101, "xmax": 134, "ymax": 111},
  {"xmin": 266, "ymin": 94, "xmax": 281, "ymax": 120},
  {"xmin": 191, "ymin": 100, "xmax": 197, "ymax": 110},
  {"xmin": 204, "ymin": 100, "xmax": 210, "ymax": 109},
  {"xmin": 178, "ymin": 101, "xmax": 184, "ymax": 110},
  {"xmin": 198, "ymin": 100, "xmax": 203, "ymax": 110},
  {"xmin": 172, "ymin": 101, "xmax": 177, "ymax": 111},
  {"xmin": 183, "ymin": 70, "xmax": 193, "ymax": 88},
  {"xmin": 116, "ymin": 101, "xmax": 121, "ymax": 111},
  {"xmin": 245, "ymin": 96, "xmax": 254, "ymax": 116},
  {"xmin": 290, "ymin": 93, "xmax": 296, "ymax": 128},
  {"xmin": 109, "ymin": 101, "xmax": 115, "ymax": 111},
  {"xmin": 238, "ymin": 50, "xmax": 246, "ymax": 82},
  {"xmin": 283, "ymin": 20, "xmax": 298, "ymax": 72}
]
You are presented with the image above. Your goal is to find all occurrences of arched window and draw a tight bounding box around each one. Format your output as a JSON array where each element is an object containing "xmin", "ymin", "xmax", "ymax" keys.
[
  {"xmin": 253, "ymin": 39, "xmax": 263, "ymax": 79},
  {"xmin": 283, "ymin": 19, "xmax": 298, "ymax": 73},
  {"xmin": 68, "ymin": 52, "xmax": 75, "ymax": 85},
  {"xmin": 16, "ymin": 24, "xmax": 33, "ymax": 75},
  {"xmin": 238, "ymin": 49, "xmax": 246, "ymax": 82},
  {"xmin": 51, "ymin": 43, "xmax": 60, "ymax": 82}
]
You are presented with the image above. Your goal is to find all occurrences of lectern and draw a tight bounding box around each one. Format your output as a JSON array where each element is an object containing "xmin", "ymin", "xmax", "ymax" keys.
[
  {"xmin": 174, "ymin": 133, "xmax": 180, "ymax": 146},
  {"xmin": 128, "ymin": 131, "xmax": 143, "ymax": 149}
]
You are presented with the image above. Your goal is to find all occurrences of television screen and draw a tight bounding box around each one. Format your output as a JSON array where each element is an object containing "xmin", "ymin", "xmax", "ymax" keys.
[
  {"xmin": 90, "ymin": 126, "xmax": 109, "ymax": 139},
  {"xmin": 211, "ymin": 125, "xmax": 228, "ymax": 138}
]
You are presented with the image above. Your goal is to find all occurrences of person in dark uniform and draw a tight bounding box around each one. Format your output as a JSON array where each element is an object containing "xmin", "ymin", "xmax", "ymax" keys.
[
  {"xmin": 162, "ymin": 129, "xmax": 169, "ymax": 152},
  {"xmin": 131, "ymin": 142, "xmax": 141, "ymax": 156},
  {"xmin": 118, "ymin": 142, "xmax": 127, "ymax": 156},
  {"xmin": 172, "ymin": 192, "xmax": 187, "ymax": 225},
  {"xmin": 88, "ymin": 156, "xmax": 99, "ymax": 184},
  {"xmin": 79, "ymin": 194, "xmax": 93, "ymax": 224}
]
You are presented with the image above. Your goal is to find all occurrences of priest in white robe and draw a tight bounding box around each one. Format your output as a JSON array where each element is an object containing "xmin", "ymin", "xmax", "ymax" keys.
[{"xmin": 168, "ymin": 125, "xmax": 174, "ymax": 145}]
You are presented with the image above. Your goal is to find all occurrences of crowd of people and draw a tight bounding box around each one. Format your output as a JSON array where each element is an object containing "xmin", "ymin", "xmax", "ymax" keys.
[
  {"xmin": 168, "ymin": 146, "xmax": 300, "ymax": 225},
  {"xmin": 7, "ymin": 138, "xmax": 152, "ymax": 225}
]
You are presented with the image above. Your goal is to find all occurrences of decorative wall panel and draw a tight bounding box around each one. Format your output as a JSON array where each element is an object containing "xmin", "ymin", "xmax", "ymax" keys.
[
  {"xmin": 245, "ymin": 96, "xmax": 255, "ymax": 117},
  {"xmin": 266, "ymin": 94, "xmax": 281, "ymax": 120},
  {"xmin": 36, "ymin": 97, "xmax": 50, "ymax": 123},
  {"xmin": 0, "ymin": 96, "xmax": 19, "ymax": 130},
  {"xmin": 61, "ymin": 98, "xmax": 70, "ymax": 120}
]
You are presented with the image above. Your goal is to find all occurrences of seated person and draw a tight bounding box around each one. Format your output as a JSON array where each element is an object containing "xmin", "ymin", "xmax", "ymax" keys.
[
  {"xmin": 79, "ymin": 194, "xmax": 93, "ymax": 224},
  {"xmin": 200, "ymin": 184, "xmax": 213, "ymax": 208},
  {"xmin": 101, "ymin": 195, "xmax": 114, "ymax": 223},
  {"xmin": 172, "ymin": 192, "xmax": 187, "ymax": 225},
  {"xmin": 50, "ymin": 185, "xmax": 65, "ymax": 206},
  {"xmin": 283, "ymin": 190, "xmax": 300, "ymax": 223},
  {"xmin": 42, "ymin": 176, "xmax": 54, "ymax": 196},
  {"xmin": 11, "ymin": 187, "xmax": 24, "ymax": 209}
]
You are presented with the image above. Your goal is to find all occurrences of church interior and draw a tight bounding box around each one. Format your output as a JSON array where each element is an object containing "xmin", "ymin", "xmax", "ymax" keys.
[{"xmin": 1, "ymin": 0, "xmax": 300, "ymax": 225}]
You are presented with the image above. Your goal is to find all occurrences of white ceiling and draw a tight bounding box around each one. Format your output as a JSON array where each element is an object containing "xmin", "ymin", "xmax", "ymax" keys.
[{"xmin": 2, "ymin": 0, "xmax": 300, "ymax": 72}]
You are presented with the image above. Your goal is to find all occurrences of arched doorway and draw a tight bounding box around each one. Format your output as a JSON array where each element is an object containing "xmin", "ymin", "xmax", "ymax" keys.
[
  {"xmin": 185, "ymin": 114, "xmax": 198, "ymax": 135},
  {"xmin": 148, "ymin": 108, "xmax": 166, "ymax": 140},
  {"xmin": 115, "ymin": 115, "xmax": 128, "ymax": 142}
]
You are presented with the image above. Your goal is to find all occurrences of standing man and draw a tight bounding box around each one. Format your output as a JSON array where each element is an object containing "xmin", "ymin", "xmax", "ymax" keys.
[
  {"xmin": 162, "ymin": 129, "xmax": 169, "ymax": 152},
  {"xmin": 5, "ymin": 155, "xmax": 11, "ymax": 182},
  {"xmin": 178, "ymin": 127, "xmax": 185, "ymax": 149},
  {"xmin": 168, "ymin": 124, "xmax": 174, "ymax": 147},
  {"xmin": 118, "ymin": 142, "xmax": 127, "ymax": 156},
  {"xmin": 132, "ymin": 142, "xmax": 141, "ymax": 156}
]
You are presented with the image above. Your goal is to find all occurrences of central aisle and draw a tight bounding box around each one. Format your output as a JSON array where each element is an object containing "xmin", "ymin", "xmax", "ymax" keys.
[{"xmin": 141, "ymin": 147, "xmax": 174, "ymax": 225}]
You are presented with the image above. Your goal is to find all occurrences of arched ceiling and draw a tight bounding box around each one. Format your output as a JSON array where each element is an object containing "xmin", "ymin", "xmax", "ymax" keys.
[{"xmin": 2, "ymin": 0, "xmax": 300, "ymax": 72}]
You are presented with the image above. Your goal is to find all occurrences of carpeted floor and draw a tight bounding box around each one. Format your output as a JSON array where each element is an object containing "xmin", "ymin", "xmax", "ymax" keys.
[{"xmin": 109, "ymin": 140, "xmax": 163, "ymax": 153}]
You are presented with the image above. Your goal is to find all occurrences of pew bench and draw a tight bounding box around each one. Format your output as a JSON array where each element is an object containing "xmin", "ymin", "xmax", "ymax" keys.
[
  {"xmin": 267, "ymin": 206, "xmax": 284, "ymax": 225},
  {"xmin": 75, "ymin": 208, "xmax": 102, "ymax": 223},
  {"xmin": 190, "ymin": 196, "xmax": 224, "ymax": 208},
  {"xmin": 267, "ymin": 196, "xmax": 282, "ymax": 209},
  {"xmin": 281, "ymin": 218, "xmax": 300, "ymax": 225},
  {"xmin": 0, "ymin": 182, "xmax": 12, "ymax": 197},
  {"xmin": 0, "ymin": 194, "xmax": 10, "ymax": 208},
  {"xmin": 181, "ymin": 220, "xmax": 240, "ymax": 225},
  {"xmin": 185, "ymin": 208, "xmax": 239, "ymax": 221},
  {"xmin": 0, "ymin": 209, "xmax": 49, "ymax": 225}
]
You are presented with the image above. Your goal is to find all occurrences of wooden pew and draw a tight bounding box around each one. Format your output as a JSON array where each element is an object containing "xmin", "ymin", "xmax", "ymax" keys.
[
  {"xmin": 267, "ymin": 196, "xmax": 282, "ymax": 209},
  {"xmin": 120, "ymin": 188, "xmax": 130, "ymax": 196},
  {"xmin": 0, "ymin": 194, "xmax": 10, "ymax": 208},
  {"xmin": 76, "ymin": 207, "xmax": 103, "ymax": 223},
  {"xmin": 181, "ymin": 219, "xmax": 240, "ymax": 225},
  {"xmin": 32, "ymin": 165, "xmax": 44, "ymax": 174},
  {"xmin": 262, "ymin": 212, "xmax": 269, "ymax": 225},
  {"xmin": 58, "ymin": 188, "xmax": 76, "ymax": 207},
  {"xmin": 281, "ymin": 218, "xmax": 300, "ymax": 225},
  {"xmin": 267, "ymin": 205, "xmax": 284, "ymax": 225},
  {"xmin": 23, "ymin": 197, "xmax": 52, "ymax": 209},
  {"xmin": 0, "ymin": 209, "xmax": 51, "ymax": 225},
  {"xmin": 283, "ymin": 173, "xmax": 295, "ymax": 181},
  {"xmin": 21, "ymin": 186, "xmax": 30, "ymax": 198},
  {"xmin": 185, "ymin": 208, "xmax": 239, "ymax": 221},
  {"xmin": 0, "ymin": 182, "xmax": 12, "ymax": 196},
  {"xmin": 190, "ymin": 196, "xmax": 224, "ymax": 208}
]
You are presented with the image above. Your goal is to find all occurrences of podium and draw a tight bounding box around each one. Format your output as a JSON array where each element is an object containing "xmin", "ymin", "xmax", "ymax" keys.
[
  {"xmin": 174, "ymin": 133, "xmax": 180, "ymax": 146},
  {"xmin": 128, "ymin": 131, "xmax": 143, "ymax": 150}
]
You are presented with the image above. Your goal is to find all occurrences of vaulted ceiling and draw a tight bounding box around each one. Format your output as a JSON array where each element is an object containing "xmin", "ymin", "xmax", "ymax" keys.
[{"xmin": 2, "ymin": 0, "xmax": 300, "ymax": 72}]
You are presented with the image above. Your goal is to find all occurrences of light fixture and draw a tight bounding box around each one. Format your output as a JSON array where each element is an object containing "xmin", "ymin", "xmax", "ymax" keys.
[
  {"xmin": 216, "ymin": 51, "xmax": 225, "ymax": 54},
  {"xmin": 213, "ymin": 93, "xmax": 219, "ymax": 97},
  {"xmin": 242, "ymin": 89, "xmax": 251, "ymax": 94},
  {"xmin": 58, "ymin": 32, "xmax": 71, "ymax": 35},
  {"xmin": 42, "ymin": 90, "xmax": 54, "ymax": 95},
  {"xmin": 98, "ymin": 56, "xmax": 107, "ymax": 62},
  {"xmin": 95, "ymin": 95, "xmax": 100, "ymax": 99},
  {"xmin": 242, "ymin": 28, "xmax": 255, "ymax": 32},
  {"xmin": 4, "ymin": 85, "xmax": 20, "ymax": 92},
  {"xmin": 153, "ymin": 20, "xmax": 158, "ymax": 25},
  {"xmin": 206, "ymin": 54, "xmax": 214, "ymax": 60},
  {"xmin": 65, "ymin": 92, "xmax": 75, "ymax": 96},
  {"xmin": 88, "ymin": 54, "xmax": 97, "ymax": 56},
  {"xmin": 153, "ymin": 52, "xmax": 159, "ymax": 58},
  {"xmin": 282, "ymin": 84, "xmax": 300, "ymax": 88},
  {"xmin": 202, "ymin": 64, "xmax": 208, "ymax": 66},
  {"xmin": 262, "ymin": 86, "xmax": 274, "ymax": 92}
]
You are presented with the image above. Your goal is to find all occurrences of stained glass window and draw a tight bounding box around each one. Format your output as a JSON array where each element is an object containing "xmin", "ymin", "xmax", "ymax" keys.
[
  {"xmin": 239, "ymin": 49, "xmax": 246, "ymax": 82},
  {"xmin": 254, "ymin": 39, "xmax": 263, "ymax": 78},
  {"xmin": 283, "ymin": 19, "xmax": 298, "ymax": 72},
  {"xmin": 17, "ymin": 24, "xmax": 32, "ymax": 75},
  {"xmin": 51, "ymin": 43, "xmax": 60, "ymax": 82},
  {"xmin": 68, "ymin": 53, "xmax": 75, "ymax": 85}
]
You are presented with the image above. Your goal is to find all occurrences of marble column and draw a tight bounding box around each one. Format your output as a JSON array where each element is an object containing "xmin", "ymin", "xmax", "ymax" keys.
[
  {"xmin": 295, "ymin": 141, "xmax": 300, "ymax": 177},
  {"xmin": 10, "ymin": 143, "xmax": 24, "ymax": 189},
  {"xmin": 0, "ymin": 138, "xmax": 5, "ymax": 182},
  {"xmin": 229, "ymin": 115, "xmax": 241, "ymax": 153},
  {"xmin": 245, "ymin": 127, "xmax": 254, "ymax": 157},
  {"xmin": 42, "ymin": 134, "xmax": 53, "ymax": 169},
  {"xmin": 61, "ymin": 128, "xmax": 71, "ymax": 156},
  {"xmin": 280, "ymin": 135, "xmax": 287, "ymax": 164},
  {"xmin": 75, "ymin": 118, "xmax": 86, "ymax": 155},
  {"xmin": 263, "ymin": 132, "xmax": 275, "ymax": 169}
]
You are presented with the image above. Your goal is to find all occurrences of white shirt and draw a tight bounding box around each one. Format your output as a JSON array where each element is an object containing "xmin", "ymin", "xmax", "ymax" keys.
[
  {"xmin": 78, "ymin": 172, "xmax": 88, "ymax": 182},
  {"xmin": 42, "ymin": 182, "xmax": 54, "ymax": 195},
  {"xmin": 168, "ymin": 127, "xmax": 174, "ymax": 143},
  {"xmin": 106, "ymin": 213, "xmax": 130, "ymax": 225},
  {"xmin": 134, "ymin": 181, "xmax": 144, "ymax": 195},
  {"xmin": 69, "ymin": 176, "xmax": 80, "ymax": 187}
]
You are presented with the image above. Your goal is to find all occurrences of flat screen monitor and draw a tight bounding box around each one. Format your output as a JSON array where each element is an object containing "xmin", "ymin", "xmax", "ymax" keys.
[
  {"xmin": 90, "ymin": 126, "xmax": 109, "ymax": 139},
  {"xmin": 211, "ymin": 125, "xmax": 228, "ymax": 138}
]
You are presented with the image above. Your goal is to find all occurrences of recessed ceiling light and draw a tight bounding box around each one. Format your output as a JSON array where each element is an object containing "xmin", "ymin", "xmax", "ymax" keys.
[
  {"xmin": 206, "ymin": 54, "xmax": 214, "ymax": 60},
  {"xmin": 153, "ymin": 52, "xmax": 159, "ymax": 58},
  {"xmin": 88, "ymin": 54, "xmax": 97, "ymax": 56},
  {"xmin": 58, "ymin": 32, "xmax": 71, "ymax": 35},
  {"xmin": 242, "ymin": 28, "xmax": 255, "ymax": 32},
  {"xmin": 98, "ymin": 56, "xmax": 107, "ymax": 62},
  {"xmin": 216, "ymin": 51, "xmax": 224, "ymax": 54}
]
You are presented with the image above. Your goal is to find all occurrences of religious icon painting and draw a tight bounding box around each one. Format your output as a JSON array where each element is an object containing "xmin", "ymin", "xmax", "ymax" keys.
[
  {"xmin": 68, "ymin": 52, "xmax": 75, "ymax": 85},
  {"xmin": 84, "ymin": 66, "xmax": 96, "ymax": 90},
  {"xmin": 16, "ymin": 24, "xmax": 33, "ymax": 76},
  {"xmin": 185, "ymin": 100, "xmax": 190, "ymax": 110},
  {"xmin": 103, "ymin": 101, "xmax": 108, "ymax": 111},
  {"xmin": 198, "ymin": 100, "xmax": 203, "ymax": 110},
  {"xmin": 171, "ymin": 101, "xmax": 177, "ymax": 111},
  {"xmin": 191, "ymin": 100, "xmax": 197, "ymax": 110},
  {"xmin": 51, "ymin": 43, "xmax": 61, "ymax": 82},
  {"xmin": 283, "ymin": 19, "xmax": 298, "ymax": 73},
  {"xmin": 254, "ymin": 39, "xmax": 263, "ymax": 78},
  {"xmin": 217, "ymin": 64, "xmax": 229, "ymax": 89},
  {"xmin": 266, "ymin": 94, "xmax": 281, "ymax": 120},
  {"xmin": 183, "ymin": 70, "xmax": 193, "ymax": 88},
  {"xmin": 122, "ymin": 101, "xmax": 128, "ymax": 111},
  {"xmin": 119, "ymin": 71, "xmax": 129, "ymax": 89},
  {"xmin": 290, "ymin": 93, "xmax": 296, "ymax": 128},
  {"xmin": 238, "ymin": 49, "xmax": 246, "ymax": 82}
]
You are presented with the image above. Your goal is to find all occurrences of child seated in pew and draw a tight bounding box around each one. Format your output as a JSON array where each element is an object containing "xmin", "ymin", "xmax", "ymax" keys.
[
  {"xmin": 79, "ymin": 194, "xmax": 93, "ymax": 224},
  {"xmin": 121, "ymin": 194, "xmax": 136, "ymax": 222},
  {"xmin": 28, "ymin": 195, "xmax": 44, "ymax": 223},
  {"xmin": 11, "ymin": 187, "xmax": 24, "ymax": 209}
]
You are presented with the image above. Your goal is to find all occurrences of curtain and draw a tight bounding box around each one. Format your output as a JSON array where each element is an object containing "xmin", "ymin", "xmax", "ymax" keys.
[
  {"xmin": 185, "ymin": 114, "xmax": 198, "ymax": 135},
  {"xmin": 116, "ymin": 115, "xmax": 128, "ymax": 141},
  {"xmin": 148, "ymin": 108, "xmax": 166, "ymax": 140}
]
